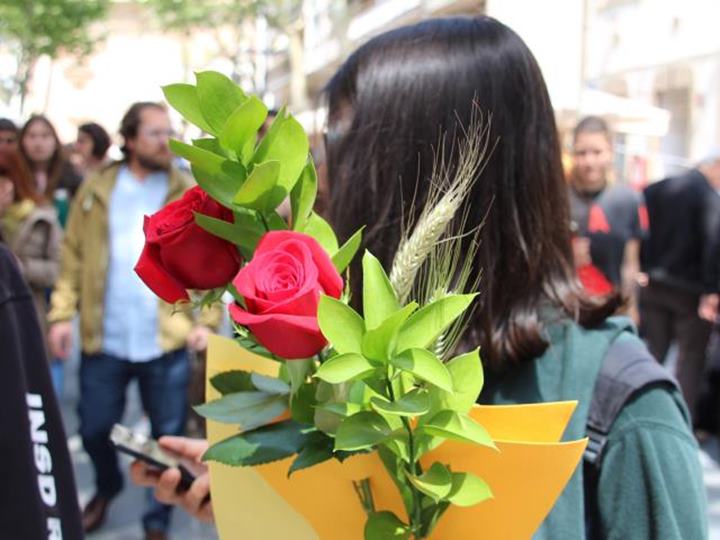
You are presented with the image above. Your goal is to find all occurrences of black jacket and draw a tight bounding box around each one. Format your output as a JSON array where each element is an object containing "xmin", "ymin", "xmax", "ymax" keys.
[
  {"xmin": 641, "ymin": 168, "xmax": 720, "ymax": 293},
  {"xmin": 0, "ymin": 244, "xmax": 83, "ymax": 539}
]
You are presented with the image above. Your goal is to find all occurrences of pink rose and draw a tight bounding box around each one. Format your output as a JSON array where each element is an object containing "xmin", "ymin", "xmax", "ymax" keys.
[{"xmin": 229, "ymin": 231, "xmax": 343, "ymax": 359}]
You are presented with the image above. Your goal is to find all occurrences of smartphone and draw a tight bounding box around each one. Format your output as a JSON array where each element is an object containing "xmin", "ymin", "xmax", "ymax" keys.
[{"xmin": 110, "ymin": 424, "xmax": 198, "ymax": 491}]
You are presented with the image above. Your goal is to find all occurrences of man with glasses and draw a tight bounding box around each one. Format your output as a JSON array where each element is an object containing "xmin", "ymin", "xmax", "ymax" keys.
[{"xmin": 47, "ymin": 102, "xmax": 218, "ymax": 540}]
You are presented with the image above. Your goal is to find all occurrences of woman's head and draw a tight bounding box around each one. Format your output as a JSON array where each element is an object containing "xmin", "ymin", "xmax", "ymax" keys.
[
  {"xmin": 325, "ymin": 16, "xmax": 617, "ymax": 366},
  {"xmin": 20, "ymin": 115, "xmax": 61, "ymax": 167},
  {"xmin": 0, "ymin": 148, "xmax": 43, "ymax": 207},
  {"xmin": 77, "ymin": 122, "xmax": 111, "ymax": 163},
  {"xmin": 571, "ymin": 115, "xmax": 614, "ymax": 193}
]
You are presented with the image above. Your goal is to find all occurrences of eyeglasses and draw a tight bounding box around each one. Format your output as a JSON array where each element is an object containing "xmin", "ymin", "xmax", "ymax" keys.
[{"xmin": 140, "ymin": 129, "xmax": 175, "ymax": 141}]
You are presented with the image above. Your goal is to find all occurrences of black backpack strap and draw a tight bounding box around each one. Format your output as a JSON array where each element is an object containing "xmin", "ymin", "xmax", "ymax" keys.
[
  {"xmin": 583, "ymin": 334, "xmax": 679, "ymax": 539},
  {"xmin": 584, "ymin": 335, "xmax": 679, "ymax": 468}
]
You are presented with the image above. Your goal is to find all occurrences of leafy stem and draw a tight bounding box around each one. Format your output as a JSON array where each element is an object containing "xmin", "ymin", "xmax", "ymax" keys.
[{"xmin": 385, "ymin": 369, "xmax": 424, "ymax": 538}]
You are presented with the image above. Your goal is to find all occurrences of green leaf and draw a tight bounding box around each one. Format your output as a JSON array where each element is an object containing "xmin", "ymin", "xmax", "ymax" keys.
[
  {"xmin": 362, "ymin": 251, "xmax": 400, "ymax": 330},
  {"xmin": 362, "ymin": 302, "xmax": 417, "ymax": 362},
  {"xmin": 232, "ymin": 160, "xmax": 283, "ymax": 212},
  {"xmin": 407, "ymin": 462, "xmax": 453, "ymax": 502},
  {"xmin": 285, "ymin": 358, "xmax": 312, "ymax": 393},
  {"xmin": 195, "ymin": 71, "xmax": 247, "ymax": 135},
  {"xmin": 364, "ymin": 511, "xmax": 411, "ymax": 540},
  {"xmin": 171, "ymin": 139, "xmax": 243, "ymax": 204},
  {"xmin": 231, "ymin": 209, "xmax": 267, "ymax": 251},
  {"xmin": 315, "ymin": 402, "xmax": 363, "ymax": 417},
  {"xmin": 302, "ymin": 211, "xmax": 339, "ymax": 254},
  {"xmin": 291, "ymin": 160, "xmax": 318, "ymax": 231},
  {"xmin": 241, "ymin": 135, "xmax": 256, "ymax": 166},
  {"xmin": 432, "ymin": 349, "xmax": 483, "ymax": 414},
  {"xmin": 332, "ymin": 227, "xmax": 364, "ymax": 273},
  {"xmin": 390, "ymin": 349, "xmax": 453, "ymax": 392},
  {"xmin": 313, "ymin": 381, "xmax": 343, "ymax": 435},
  {"xmin": 192, "ymin": 138, "xmax": 227, "ymax": 157},
  {"xmin": 395, "ymin": 294, "xmax": 477, "ymax": 353},
  {"xmin": 210, "ymin": 370, "xmax": 255, "ymax": 395},
  {"xmin": 288, "ymin": 431, "xmax": 334, "ymax": 476},
  {"xmin": 371, "ymin": 388, "xmax": 430, "ymax": 417},
  {"xmin": 419, "ymin": 410, "xmax": 496, "ymax": 449},
  {"xmin": 290, "ymin": 382, "xmax": 317, "ymax": 424},
  {"xmin": 193, "ymin": 211, "xmax": 260, "ymax": 253},
  {"xmin": 253, "ymin": 111, "xmax": 309, "ymax": 195},
  {"xmin": 318, "ymin": 296, "xmax": 365, "ymax": 355},
  {"xmin": 335, "ymin": 411, "xmax": 392, "ymax": 451},
  {"xmin": 162, "ymin": 83, "xmax": 213, "ymax": 134},
  {"xmin": 203, "ymin": 420, "xmax": 305, "ymax": 466},
  {"xmin": 219, "ymin": 95, "xmax": 268, "ymax": 156},
  {"xmin": 265, "ymin": 211, "xmax": 288, "ymax": 230},
  {"xmin": 194, "ymin": 391, "xmax": 286, "ymax": 431},
  {"xmin": 447, "ymin": 472, "xmax": 493, "ymax": 507},
  {"xmin": 250, "ymin": 373, "xmax": 290, "ymax": 395},
  {"xmin": 315, "ymin": 353, "xmax": 377, "ymax": 384}
]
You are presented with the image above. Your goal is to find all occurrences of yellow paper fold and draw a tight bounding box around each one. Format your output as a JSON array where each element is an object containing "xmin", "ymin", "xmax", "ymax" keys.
[{"xmin": 206, "ymin": 334, "xmax": 586, "ymax": 539}]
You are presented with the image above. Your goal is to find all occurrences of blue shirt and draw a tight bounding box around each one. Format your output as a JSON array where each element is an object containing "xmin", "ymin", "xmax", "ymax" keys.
[{"xmin": 103, "ymin": 166, "xmax": 169, "ymax": 361}]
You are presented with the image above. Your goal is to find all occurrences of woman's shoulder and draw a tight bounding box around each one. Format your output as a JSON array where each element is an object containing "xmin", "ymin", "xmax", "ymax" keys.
[{"xmin": 609, "ymin": 383, "xmax": 693, "ymax": 444}]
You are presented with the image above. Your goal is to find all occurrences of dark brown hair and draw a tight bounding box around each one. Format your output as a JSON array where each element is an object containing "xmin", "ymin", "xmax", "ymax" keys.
[
  {"xmin": 324, "ymin": 16, "xmax": 620, "ymax": 367},
  {"xmin": 573, "ymin": 115, "xmax": 613, "ymax": 145},
  {"xmin": 0, "ymin": 148, "xmax": 44, "ymax": 204},
  {"xmin": 79, "ymin": 122, "xmax": 111, "ymax": 160},
  {"xmin": 119, "ymin": 102, "xmax": 166, "ymax": 160},
  {"xmin": 19, "ymin": 115, "xmax": 74, "ymax": 198}
]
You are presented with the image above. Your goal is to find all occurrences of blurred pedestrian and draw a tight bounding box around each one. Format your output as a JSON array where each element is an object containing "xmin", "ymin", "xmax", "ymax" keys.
[
  {"xmin": 0, "ymin": 118, "xmax": 18, "ymax": 152},
  {"xmin": 0, "ymin": 148, "xmax": 62, "ymax": 393},
  {"xmin": 569, "ymin": 116, "xmax": 647, "ymax": 318},
  {"xmin": 641, "ymin": 149, "xmax": 720, "ymax": 419},
  {"xmin": 47, "ymin": 102, "xmax": 220, "ymax": 540},
  {"xmin": 74, "ymin": 122, "xmax": 111, "ymax": 179},
  {"xmin": 19, "ymin": 115, "xmax": 82, "ymax": 227}
]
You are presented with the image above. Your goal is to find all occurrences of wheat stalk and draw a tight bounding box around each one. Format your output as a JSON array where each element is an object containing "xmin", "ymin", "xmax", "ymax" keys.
[{"xmin": 390, "ymin": 108, "xmax": 495, "ymax": 304}]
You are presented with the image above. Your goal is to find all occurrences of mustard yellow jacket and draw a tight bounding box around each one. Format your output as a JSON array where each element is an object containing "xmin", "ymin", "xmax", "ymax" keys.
[{"xmin": 48, "ymin": 163, "xmax": 222, "ymax": 354}]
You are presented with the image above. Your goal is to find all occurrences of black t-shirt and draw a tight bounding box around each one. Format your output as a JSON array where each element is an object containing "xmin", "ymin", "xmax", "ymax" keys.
[
  {"xmin": 569, "ymin": 183, "xmax": 646, "ymax": 286},
  {"xmin": 0, "ymin": 244, "xmax": 83, "ymax": 539}
]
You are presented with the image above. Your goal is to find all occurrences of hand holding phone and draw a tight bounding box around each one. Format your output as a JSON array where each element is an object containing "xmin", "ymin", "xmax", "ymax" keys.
[
  {"xmin": 110, "ymin": 424, "xmax": 201, "ymax": 491},
  {"xmin": 123, "ymin": 431, "xmax": 215, "ymax": 524}
]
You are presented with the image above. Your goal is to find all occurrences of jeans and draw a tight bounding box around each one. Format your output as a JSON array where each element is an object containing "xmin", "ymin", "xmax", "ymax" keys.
[
  {"xmin": 50, "ymin": 359, "xmax": 64, "ymax": 398},
  {"xmin": 79, "ymin": 349, "xmax": 190, "ymax": 533}
]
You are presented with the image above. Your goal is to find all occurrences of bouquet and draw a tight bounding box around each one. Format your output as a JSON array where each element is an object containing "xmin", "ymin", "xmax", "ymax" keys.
[{"xmin": 136, "ymin": 71, "xmax": 586, "ymax": 539}]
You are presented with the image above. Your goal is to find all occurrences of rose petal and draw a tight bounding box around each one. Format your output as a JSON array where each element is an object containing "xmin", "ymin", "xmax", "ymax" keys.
[
  {"xmin": 134, "ymin": 242, "xmax": 189, "ymax": 303},
  {"xmin": 255, "ymin": 231, "xmax": 343, "ymax": 298},
  {"xmin": 159, "ymin": 224, "xmax": 241, "ymax": 289},
  {"xmin": 229, "ymin": 303, "xmax": 327, "ymax": 359}
]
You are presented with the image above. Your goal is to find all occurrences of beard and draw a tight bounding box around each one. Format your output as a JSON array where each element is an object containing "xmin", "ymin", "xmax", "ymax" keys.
[{"xmin": 136, "ymin": 152, "xmax": 172, "ymax": 172}]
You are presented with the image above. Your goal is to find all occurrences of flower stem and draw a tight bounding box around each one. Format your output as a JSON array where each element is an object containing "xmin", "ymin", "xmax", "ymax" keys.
[
  {"xmin": 259, "ymin": 212, "xmax": 271, "ymax": 232},
  {"xmin": 385, "ymin": 372, "xmax": 424, "ymax": 537}
]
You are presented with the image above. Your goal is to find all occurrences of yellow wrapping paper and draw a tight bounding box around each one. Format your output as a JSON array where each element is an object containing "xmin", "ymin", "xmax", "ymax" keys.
[{"xmin": 206, "ymin": 334, "xmax": 587, "ymax": 539}]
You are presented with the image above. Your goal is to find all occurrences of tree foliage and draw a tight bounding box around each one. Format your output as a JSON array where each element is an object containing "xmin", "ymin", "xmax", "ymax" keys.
[{"xmin": 0, "ymin": 0, "xmax": 109, "ymax": 107}]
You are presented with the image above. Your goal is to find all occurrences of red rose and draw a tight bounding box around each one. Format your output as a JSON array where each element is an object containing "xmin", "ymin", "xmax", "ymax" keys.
[
  {"xmin": 135, "ymin": 186, "xmax": 241, "ymax": 303},
  {"xmin": 229, "ymin": 231, "xmax": 343, "ymax": 359}
]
